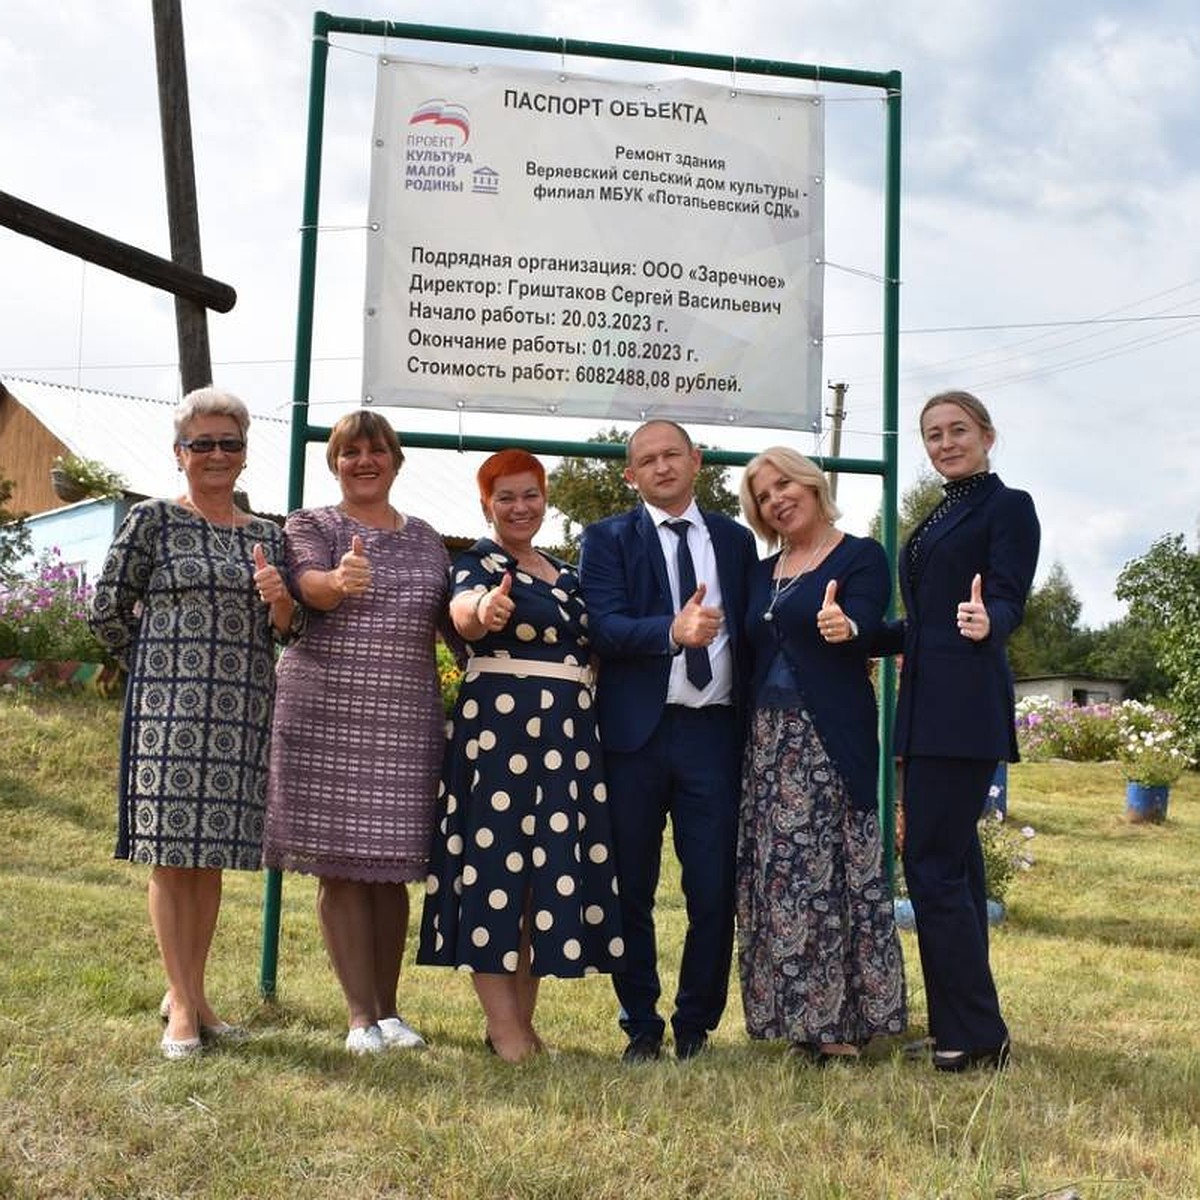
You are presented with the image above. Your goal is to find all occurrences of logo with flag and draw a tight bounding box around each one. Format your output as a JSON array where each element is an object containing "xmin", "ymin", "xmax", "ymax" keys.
[{"xmin": 408, "ymin": 98, "xmax": 470, "ymax": 144}]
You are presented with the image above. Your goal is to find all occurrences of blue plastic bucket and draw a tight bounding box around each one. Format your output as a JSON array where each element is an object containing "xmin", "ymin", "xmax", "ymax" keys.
[{"xmin": 1125, "ymin": 781, "xmax": 1169, "ymax": 823}]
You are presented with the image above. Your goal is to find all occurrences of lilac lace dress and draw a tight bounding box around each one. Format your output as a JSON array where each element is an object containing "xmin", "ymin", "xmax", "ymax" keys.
[{"xmin": 263, "ymin": 506, "xmax": 454, "ymax": 882}]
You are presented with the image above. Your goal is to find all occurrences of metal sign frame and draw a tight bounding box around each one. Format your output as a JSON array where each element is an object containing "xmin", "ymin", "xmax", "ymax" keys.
[{"xmin": 261, "ymin": 8, "xmax": 902, "ymax": 997}]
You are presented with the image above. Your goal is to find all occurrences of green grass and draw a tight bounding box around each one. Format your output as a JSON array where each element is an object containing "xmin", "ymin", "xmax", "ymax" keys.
[{"xmin": 2, "ymin": 690, "xmax": 1199, "ymax": 1199}]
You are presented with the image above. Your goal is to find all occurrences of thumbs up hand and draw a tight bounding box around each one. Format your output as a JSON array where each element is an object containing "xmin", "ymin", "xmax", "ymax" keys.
[
  {"xmin": 475, "ymin": 571, "xmax": 515, "ymax": 632},
  {"xmin": 956, "ymin": 572, "xmax": 990, "ymax": 641},
  {"xmin": 816, "ymin": 578, "xmax": 855, "ymax": 643},
  {"xmin": 672, "ymin": 581, "xmax": 723, "ymax": 648},
  {"xmin": 252, "ymin": 543, "xmax": 288, "ymax": 605},
  {"xmin": 335, "ymin": 533, "xmax": 372, "ymax": 597}
]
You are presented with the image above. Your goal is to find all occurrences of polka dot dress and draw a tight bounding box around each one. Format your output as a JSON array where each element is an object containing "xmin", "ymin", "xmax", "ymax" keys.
[{"xmin": 417, "ymin": 539, "xmax": 624, "ymax": 978}]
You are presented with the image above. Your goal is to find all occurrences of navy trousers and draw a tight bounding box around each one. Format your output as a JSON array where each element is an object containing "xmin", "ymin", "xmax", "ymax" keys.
[
  {"xmin": 903, "ymin": 755, "xmax": 1009, "ymax": 1052},
  {"xmin": 605, "ymin": 705, "xmax": 741, "ymax": 1044}
]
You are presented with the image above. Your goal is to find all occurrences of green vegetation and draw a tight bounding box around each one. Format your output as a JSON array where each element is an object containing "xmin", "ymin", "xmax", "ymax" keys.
[
  {"xmin": 0, "ymin": 547, "xmax": 113, "ymax": 662},
  {"xmin": 547, "ymin": 426, "xmax": 739, "ymax": 559},
  {"xmin": 2, "ymin": 690, "xmax": 1199, "ymax": 1199},
  {"xmin": 0, "ymin": 473, "xmax": 32, "ymax": 582},
  {"xmin": 1118, "ymin": 533, "xmax": 1200, "ymax": 748},
  {"xmin": 51, "ymin": 453, "xmax": 127, "ymax": 500}
]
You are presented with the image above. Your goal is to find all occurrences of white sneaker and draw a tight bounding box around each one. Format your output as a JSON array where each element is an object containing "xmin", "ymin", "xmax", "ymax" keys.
[
  {"xmin": 345, "ymin": 1024, "xmax": 384, "ymax": 1056},
  {"xmin": 378, "ymin": 1016, "xmax": 427, "ymax": 1050}
]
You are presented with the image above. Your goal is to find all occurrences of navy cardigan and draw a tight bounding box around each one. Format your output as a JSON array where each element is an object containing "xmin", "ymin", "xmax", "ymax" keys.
[{"xmin": 745, "ymin": 533, "xmax": 890, "ymax": 812}]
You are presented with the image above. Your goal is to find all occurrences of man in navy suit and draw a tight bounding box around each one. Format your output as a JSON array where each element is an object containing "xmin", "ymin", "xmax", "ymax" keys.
[{"xmin": 579, "ymin": 420, "xmax": 755, "ymax": 1062}]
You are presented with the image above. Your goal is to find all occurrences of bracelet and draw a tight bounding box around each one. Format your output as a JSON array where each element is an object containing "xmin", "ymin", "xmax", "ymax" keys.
[{"xmin": 473, "ymin": 590, "xmax": 488, "ymax": 622}]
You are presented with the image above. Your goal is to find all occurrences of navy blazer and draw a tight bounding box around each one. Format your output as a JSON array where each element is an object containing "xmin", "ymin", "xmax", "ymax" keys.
[
  {"xmin": 876, "ymin": 474, "xmax": 1039, "ymax": 761},
  {"xmin": 579, "ymin": 504, "xmax": 757, "ymax": 754}
]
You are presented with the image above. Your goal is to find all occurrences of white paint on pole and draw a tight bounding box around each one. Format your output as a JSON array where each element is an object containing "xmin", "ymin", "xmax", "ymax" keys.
[{"xmin": 364, "ymin": 57, "xmax": 824, "ymax": 429}]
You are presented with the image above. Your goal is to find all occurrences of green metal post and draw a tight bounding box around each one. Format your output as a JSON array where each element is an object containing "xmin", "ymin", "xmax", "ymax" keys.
[
  {"xmin": 879, "ymin": 72, "xmax": 903, "ymax": 888},
  {"xmin": 259, "ymin": 9, "xmax": 904, "ymax": 988},
  {"xmin": 258, "ymin": 11, "xmax": 333, "ymax": 1001}
]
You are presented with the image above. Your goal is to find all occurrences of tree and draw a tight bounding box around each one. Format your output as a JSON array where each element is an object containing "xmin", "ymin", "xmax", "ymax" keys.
[
  {"xmin": 868, "ymin": 469, "xmax": 943, "ymax": 546},
  {"xmin": 0, "ymin": 474, "xmax": 31, "ymax": 583},
  {"xmin": 547, "ymin": 427, "xmax": 739, "ymax": 558},
  {"xmin": 1116, "ymin": 533, "xmax": 1200, "ymax": 747},
  {"xmin": 1082, "ymin": 614, "xmax": 1170, "ymax": 701},
  {"xmin": 1007, "ymin": 561, "xmax": 1088, "ymax": 677}
]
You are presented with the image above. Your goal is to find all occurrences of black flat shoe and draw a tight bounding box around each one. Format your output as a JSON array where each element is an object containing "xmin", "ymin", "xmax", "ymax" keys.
[
  {"xmin": 932, "ymin": 1040, "xmax": 1011, "ymax": 1073},
  {"xmin": 621, "ymin": 1033, "xmax": 662, "ymax": 1064}
]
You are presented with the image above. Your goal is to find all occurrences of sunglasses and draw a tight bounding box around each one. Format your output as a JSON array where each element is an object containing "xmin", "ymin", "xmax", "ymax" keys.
[{"xmin": 178, "ymin": 437, "xmax": 246, "ymax": 454}]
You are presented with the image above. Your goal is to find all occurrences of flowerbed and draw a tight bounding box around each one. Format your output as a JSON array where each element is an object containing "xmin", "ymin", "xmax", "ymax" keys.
[{"xmin": 1016, "ymin": 694, "xmax": 1193, "ymax": 786}]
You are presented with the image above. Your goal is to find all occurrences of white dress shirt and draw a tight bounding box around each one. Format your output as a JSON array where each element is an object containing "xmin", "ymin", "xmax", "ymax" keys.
[{"xmin": 643, "ymin": 499, "xmax": 734, "ymax": 707}]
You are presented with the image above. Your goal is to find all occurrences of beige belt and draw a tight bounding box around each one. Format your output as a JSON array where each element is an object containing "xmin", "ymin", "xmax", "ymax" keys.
[{"xmin": 466, "ymin": 656, "xmax": 594, "ymax": 688}]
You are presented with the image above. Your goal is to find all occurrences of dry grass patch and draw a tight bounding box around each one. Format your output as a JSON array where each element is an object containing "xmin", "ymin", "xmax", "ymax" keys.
[{"xmin": 2, "ymin": 692, "xmax": 1198, "ymax": 1198}]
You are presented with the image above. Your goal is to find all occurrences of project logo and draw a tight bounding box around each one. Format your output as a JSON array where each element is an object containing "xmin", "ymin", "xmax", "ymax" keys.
[{"xmin": 408, "ymin": 98, "xmax": 470, "ymax": 144}]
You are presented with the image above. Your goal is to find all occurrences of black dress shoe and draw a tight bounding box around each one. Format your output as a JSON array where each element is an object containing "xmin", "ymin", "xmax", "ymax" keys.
[
  {"xmin": 621, "ymin": 1033, "xmax": 662, "ymax": 1064},
  {"xmin": 933, "ymin": 1040, "xmax": 1011, "ymax": 1073},
  {"xmin": 675, "ymin": 1032, "xmax": 707, "ymax": 1061}
]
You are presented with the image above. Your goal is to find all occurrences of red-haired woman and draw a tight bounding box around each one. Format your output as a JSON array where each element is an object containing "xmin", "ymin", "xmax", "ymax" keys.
[{"xmin": 418, "ymin": 449, "xmax": 623, "ymax": 1061}]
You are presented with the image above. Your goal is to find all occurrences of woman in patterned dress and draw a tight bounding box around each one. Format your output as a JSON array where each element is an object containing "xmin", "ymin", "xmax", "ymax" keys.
[
  {"xmin": 264, "ymin": 411, "xmax": 460, "ymax": 1056},
  {"xmin": 736, "ymin": 446, "xmax": 906, "ymax": 1063},
  {"xmin": 417, "ymin": 449, "xmax": 623, "ymax": 1063},
  {"xmin": 90, "ymin": 387, "xmax": 297, "ymax": 1060}
]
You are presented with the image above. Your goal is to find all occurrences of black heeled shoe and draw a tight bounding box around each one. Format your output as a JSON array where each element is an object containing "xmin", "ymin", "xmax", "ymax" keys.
[{"xmin": 932, "ymin": 1040, "xmax": 1011, "ymax": 1073}]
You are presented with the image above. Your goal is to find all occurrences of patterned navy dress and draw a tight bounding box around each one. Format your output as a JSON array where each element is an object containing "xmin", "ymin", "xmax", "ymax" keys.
[
  {"xmin": 90, "ymin": 499, "xmax": 288, "ymax": 870},
  {"xmin": 417, "ymin": 539, "xmax": 624, "ymax": 978}
]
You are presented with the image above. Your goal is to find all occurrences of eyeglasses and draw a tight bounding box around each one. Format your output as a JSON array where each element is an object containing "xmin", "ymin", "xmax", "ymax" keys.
[{"xmin": 178, "ymin": 437, "xmax": 246, "ymax": 454}]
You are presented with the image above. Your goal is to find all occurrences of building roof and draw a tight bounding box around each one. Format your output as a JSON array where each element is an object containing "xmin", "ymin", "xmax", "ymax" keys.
[{"xmin": 1, "ymin": 376, "xmax": 500, "ymax": 538}]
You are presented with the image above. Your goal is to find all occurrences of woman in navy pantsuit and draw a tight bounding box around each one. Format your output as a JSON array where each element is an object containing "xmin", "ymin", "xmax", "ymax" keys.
[{"xmin": 873, "ymin": 391, "xmax": 1039, "ymax": 1072}]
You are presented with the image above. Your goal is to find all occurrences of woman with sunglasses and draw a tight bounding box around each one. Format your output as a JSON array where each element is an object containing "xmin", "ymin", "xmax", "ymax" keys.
[{"xmin": 90, "ymin": 386, "xmax": 298, "ymax": 1059}]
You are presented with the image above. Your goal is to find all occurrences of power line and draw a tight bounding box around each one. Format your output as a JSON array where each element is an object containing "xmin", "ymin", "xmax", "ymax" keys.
[{"xmin": 826, "ymin": 310, "xmax": 1200, "ymax": 339}]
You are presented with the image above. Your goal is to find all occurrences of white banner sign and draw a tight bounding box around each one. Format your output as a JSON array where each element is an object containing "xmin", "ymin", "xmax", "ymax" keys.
[{"xmin": 364, "ymin": 58, "xmax": 824, "ymax": 430}]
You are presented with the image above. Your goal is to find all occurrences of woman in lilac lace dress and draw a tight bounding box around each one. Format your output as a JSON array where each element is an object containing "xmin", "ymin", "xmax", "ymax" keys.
[{"xmin": 264, "ymin": 411, "xmax": 459, "ymax": 1056}]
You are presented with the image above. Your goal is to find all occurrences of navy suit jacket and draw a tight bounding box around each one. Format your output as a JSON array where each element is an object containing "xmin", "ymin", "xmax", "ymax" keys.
[
  {"xmin": 876, "ymin": 474, "xmax": 1039, "ymax": 761},
  {"xmin": 579, "ymin": 504, "xmax": 757, "ymax": 754}
]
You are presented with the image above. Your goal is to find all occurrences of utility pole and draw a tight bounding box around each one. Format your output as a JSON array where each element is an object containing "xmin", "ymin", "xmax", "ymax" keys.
[
  {"xmin": 826, "ymin": 380, "xmax": 848, "ymax": 500},
  {"xmin": 152, "ymin": 0, "xmax": 212, "ymax": 393}
]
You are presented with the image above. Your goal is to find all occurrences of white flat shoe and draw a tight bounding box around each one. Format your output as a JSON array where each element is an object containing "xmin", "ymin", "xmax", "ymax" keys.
[
  {"xmin": 161, "ymin": 1034, "xmax": 203, "ymax": 1061},
  {"xmin": 345, "ymin": 1024, "xmax": 384, "ymax": 1056},
  {"xmin": 378, "ymin": 1016, "xmax": 426, "ymax": 1050},
  {"xmin": 201, "ymin": 1021, "xmax": 251, "ymax": 1044},
  {"xmin": 161, "ymin": 995, "xmax": 248, "ymax": 1043}
]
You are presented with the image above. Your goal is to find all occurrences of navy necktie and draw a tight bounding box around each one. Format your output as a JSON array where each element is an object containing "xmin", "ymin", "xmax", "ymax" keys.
[{"xmin": 665, "ymin": 519, "xmax": 713, "ymax": 689}]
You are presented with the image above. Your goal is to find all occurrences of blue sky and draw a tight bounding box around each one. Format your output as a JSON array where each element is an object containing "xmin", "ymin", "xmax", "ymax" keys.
[{"xmin": 3, "ymin": 0, "xmax": 1199, "ymax": 624}]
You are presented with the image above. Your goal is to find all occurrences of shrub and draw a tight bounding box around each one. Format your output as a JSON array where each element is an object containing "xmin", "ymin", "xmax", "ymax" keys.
[
  {"xmin": 896, "ymin": 811, "xmax": 1035, "ymax": 905},
  {"xmin": 0, "ymin": 548, "xmax": 112, "ymax": 662},
  {"xmin": 1115, "ymin": 699, "xmax": 1192, "ymax": 786},
  {"xmin": 977, "ymin": 810, "xmax": 1035, "ymax": 904},
  {"xmin": 1014, "ymin": 694, "xmax": 1123, "ymax": 762},
  {"xmin": 51, "ymin": 454, "xmax": 127, "ymax": 500},
  {"xmin": 1015, "ymin": 694, "xmax": 1195, "ymax": 788},
  {"xmin": 436, "ymin": 640, "xmax": 463, "ymax": 715}
]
